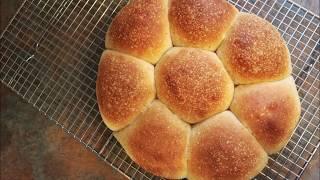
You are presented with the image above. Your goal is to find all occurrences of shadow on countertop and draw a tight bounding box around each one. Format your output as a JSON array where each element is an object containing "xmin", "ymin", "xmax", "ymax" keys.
[{"xmin": 0, "ymin": 84, "xmax": 126, "ymax": 180}]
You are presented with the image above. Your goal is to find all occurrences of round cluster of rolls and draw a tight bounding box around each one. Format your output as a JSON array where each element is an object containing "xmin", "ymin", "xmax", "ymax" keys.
[{"xmin": 96, "ymin": 0, "xmax": 301, "ymax": 179}]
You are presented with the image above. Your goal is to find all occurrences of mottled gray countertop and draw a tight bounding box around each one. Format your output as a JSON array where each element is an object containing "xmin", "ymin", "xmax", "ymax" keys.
[{"xmin": 0, "ymin": 0, "xmax": 319, "ymax": 179}]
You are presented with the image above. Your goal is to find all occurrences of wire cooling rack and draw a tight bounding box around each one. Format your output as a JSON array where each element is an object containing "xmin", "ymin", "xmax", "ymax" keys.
[{"xmin": 0, "ymin": 0, "xmax": 319, "ymax": 179}]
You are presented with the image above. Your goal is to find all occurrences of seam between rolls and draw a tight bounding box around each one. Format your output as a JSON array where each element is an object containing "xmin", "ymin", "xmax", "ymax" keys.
[
  {"xmin": 215, "ymin": 10, "xmax": 240, "ymax": 51},
  {"xmin": 229, "ymin": 110, "xmax": 269, "ymax": 157},
  {"xmin": 166, "ymin": 0, "xmax": 175, "ymax": 52},
  {"xmin": 185, "ymin": 124, "xmax": 192, "ymax": 179},
  {"xmin": 111, "ymin": 89, "xmax": 156, "ymax": 132}
]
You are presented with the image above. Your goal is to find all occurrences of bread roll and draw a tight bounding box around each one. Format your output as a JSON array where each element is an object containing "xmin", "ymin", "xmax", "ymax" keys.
[
  {"xmin": 114, "ymin": 100, "xmax": 191, "ymax": 179},
  {"xmin": 217, "ymin": 13, "xmax": 292, "ymax": 84},
  {"xmin": 169, "ymin": 0, "xmax": 238, "ymax": 50},
  {"xmin": 230, "ymin": 76, "xmax": 301, "ymax": 154},
  {"xmin": 155, "ymin": 47, "xmax": 234, "ymax": 124},
  {"xmin": 188, "ymin": 111, "xmax": 268, "ymax": 180},
  {"xmin": 105, "ymin": 0, "xmax": 172, "ymax": 64},
  {"xmin": 96, "ymin": 50, "xmax": 155, "ymax": 131}
]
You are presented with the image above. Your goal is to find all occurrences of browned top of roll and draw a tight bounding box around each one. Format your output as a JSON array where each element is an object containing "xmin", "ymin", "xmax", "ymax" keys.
[
  {"xmin": 230, "ymin": 76, "xmax": 301, "ymax": 154},
  {"xmin": 188, "ymin": 111, "xmax": 268, "ymax": 180},
  {"xmin": 96, "ymin": 50, "xmax": 155, "ymax": 131},
  {"xmin": 155, "ymin": 47, "xmax": 234, "ymax": 123},
  {"xmin": 106, "ymin": 0, "xmax": 172, "ymax": 64},
  {"xmin": 217, "ymin": 13, "xmax": 291, "ymax": 84},
  {"xmin": 114, "ymin": 100, "xmax": 190, "ymax": 179},
  {"xmin": 169, "ymin": 0, "xmax": 238, "ymax": 50}
]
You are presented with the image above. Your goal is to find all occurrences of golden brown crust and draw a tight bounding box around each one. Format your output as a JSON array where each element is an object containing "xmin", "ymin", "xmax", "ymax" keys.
[
  {"xmin": 114, "ymin": 100, "xmax": 191, "ymax": 179},
  {"xmin": 106, "ymin": 0, "xmax": 172, "ymax": 64},
  {"xmin": 96, "ymin": 50, "xmax": 155, "ymax": 131},
  {"xmin": 217, "ymin": 13, "xmax": 292, "ymax": 84},
  {"xmin": 169, "ymin": 0, "xmax": 238, "ymax": 50},
  {"xmin": 188, "ymin": 111, "xmax": 268, "ymax": 180},
  {"xmin": 155, "ymin": 47, "xmax": 234, "ymax": 123},
  {"xmin": 100, "ymin": 1, "xmax": 299, "ymax": 178},
  {"xmin": 230, "ymin": 76, "xmax": 301, "ymax": 154}
]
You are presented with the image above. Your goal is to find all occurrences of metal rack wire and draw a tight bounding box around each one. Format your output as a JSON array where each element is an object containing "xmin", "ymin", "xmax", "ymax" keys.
[{"xmin": 0, "ymin": 0, "xmax": 319, "ymax": 179}]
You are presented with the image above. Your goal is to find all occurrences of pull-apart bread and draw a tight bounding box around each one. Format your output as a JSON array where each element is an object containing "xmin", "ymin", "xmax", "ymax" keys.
[{"xmin": 97, "ymin": 0, "xmax": 301, "ymax": 179}]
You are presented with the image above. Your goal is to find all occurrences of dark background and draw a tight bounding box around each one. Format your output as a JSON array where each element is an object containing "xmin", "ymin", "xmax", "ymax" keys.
[{"xmin": 0, "ymin": 0, "xmax": 318, "ymax": 179}]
